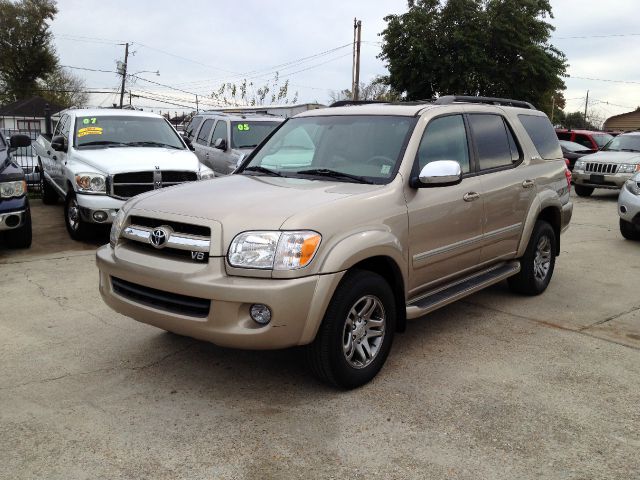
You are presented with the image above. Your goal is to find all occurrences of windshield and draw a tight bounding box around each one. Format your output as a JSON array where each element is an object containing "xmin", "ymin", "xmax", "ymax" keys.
[
  {"xmin": 231, "ymin": 121, "xmax": 282, "ymax": 149},
  {"xmin": 240, "ymin": 115, "xmax": 414, "ymax": 184},
  {"xmin": 592, "ymin": 133, "xmax": 614, "ymax": 148},
  {"xmin": 602, "ymin": 135, "xmax": 640, "ymax": 153},
  {"xmin": 74, "ymin": 116, "xmax": 185, "ymax": 149}
]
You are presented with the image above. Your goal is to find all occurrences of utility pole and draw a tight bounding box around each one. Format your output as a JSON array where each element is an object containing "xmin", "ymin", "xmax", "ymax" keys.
[
  {"xmin": 584, "ymin": 90, "xmax": 589, "ymax": 128},
  {"xmin": 550, "ymin": 94, "xmax": 555, "ymax": 123},
  {"xmin": 195, "ymin": 94, "xmax": 199, "ymax": 113},
  {"xmin": 352, "ymin": 19, "xmax": 362, "ymax": 101},
  {"xmin": 118, "ymin": 42, "xmax": 129, "ymax": 109}
]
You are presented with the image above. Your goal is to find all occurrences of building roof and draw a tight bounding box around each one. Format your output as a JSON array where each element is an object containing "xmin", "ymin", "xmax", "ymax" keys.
[
  {"xmin": 0, "ymin": 96, "xmax": 65, "ymax": 117},
  {"xmin": 603, "ymin": 108, "xmax": 640, "ymax": 132}
]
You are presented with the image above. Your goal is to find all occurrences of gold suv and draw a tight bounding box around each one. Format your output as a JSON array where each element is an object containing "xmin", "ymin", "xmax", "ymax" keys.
[{"xmin": 97, "ymin": 96, "xmax": 573, "ymax": 388}]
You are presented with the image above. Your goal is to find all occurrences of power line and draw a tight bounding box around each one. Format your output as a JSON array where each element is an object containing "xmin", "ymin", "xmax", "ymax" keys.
[
  {"xmin": 60, "ymin": 65, "xmax": 117, "ymax": 74},
  {"xmin": 566, "ymin": 75, "xmax": 640, "ymax": 85},
  {"xmin": 553, "ymin": 32, "xmax": 640, "ymax": 39}
]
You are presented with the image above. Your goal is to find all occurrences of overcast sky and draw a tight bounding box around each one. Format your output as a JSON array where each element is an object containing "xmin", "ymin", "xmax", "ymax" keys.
[{"xmin": 49, "ymin": 0, "xmax": 640, "ymax": 122}]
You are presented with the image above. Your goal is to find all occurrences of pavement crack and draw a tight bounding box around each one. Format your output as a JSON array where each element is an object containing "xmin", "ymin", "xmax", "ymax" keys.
[{"xmin": 579, "ymin": 304, "xmax": 640, "ymax": 331}]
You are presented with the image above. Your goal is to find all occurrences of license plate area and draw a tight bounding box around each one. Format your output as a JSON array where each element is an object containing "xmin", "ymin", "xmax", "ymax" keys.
[{"xmin": 590, "ymin": 174, "xmax": 605, "ymax": 184}]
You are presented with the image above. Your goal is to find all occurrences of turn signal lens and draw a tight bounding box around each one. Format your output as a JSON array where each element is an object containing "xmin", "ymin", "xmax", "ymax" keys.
[{"xmin": 274, "ymin": 231, "xmax": 322, "ymax": 270}]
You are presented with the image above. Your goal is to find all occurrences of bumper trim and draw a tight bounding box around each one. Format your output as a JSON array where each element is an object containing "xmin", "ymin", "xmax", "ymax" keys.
[{"xmin": 0, "ymin": 209, "xmax": 26, "ymax": 231}]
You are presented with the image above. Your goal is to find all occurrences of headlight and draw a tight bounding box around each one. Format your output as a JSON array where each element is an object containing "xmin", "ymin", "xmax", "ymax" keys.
[
  {"xmin": 75, "ymin": 173, "xmax": 106, "ymax": 193},
  {"xmin": 198, "ymin": 168, "xmax": 215, "ymax": 180},
  {"xmin": 109, "ymin": 206, "xmax": 129, "ymax": 247},
  {"xmin": 0, "ymin": 180, "xmax": 26, "ymax": 198},
  {"xmin": 625, "ymin": 179, "xmax": 640, "ymax": 195},
  {"xmin": 228, "ymin": 230, "xmax": 321, "ymax": 270},
  {"xmin": 574, "ymin": 160, "xmax": 585, "ymax": 170},
  {"xmin": 618, "ymin": 164, "xmax": 639, "ymax": 174}
]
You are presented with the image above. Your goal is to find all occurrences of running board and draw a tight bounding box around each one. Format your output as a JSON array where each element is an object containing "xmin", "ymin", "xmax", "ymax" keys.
[{"xmin": 406, "ymin": 261, "xmax": 520, "ymax": 320}]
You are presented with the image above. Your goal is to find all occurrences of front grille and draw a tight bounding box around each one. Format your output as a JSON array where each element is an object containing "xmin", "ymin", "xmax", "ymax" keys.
[
  {"xmin": 127, "ymin": 241, "xmax": 209, "ymax": 263},
  {"xmin": 129, "ymin": 216, "xmax": 210, "ymax": 237},
  {"xmin": 110, "ymin": 170, "xmax": 198, "ymax": 199},
  {"xmin": 585, "ymin": 162, "xmax": 618, "ymax": 174},
  {"xmin": 111, "ymin": 276, "xmax": 210, "ymax": 317}
]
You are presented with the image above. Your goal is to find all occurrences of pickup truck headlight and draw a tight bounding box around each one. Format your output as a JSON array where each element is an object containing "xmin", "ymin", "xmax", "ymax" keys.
[
  {"xmin": 75, "ymin": 173, "xmax": 106, "ymax": 193},
  {"xmin": 228, "ymin": 230, "xmax": 321, "ymax": 270},
  {"xmin": 0, "ymin": 180, "xmax": 26, "ymax": 198}
]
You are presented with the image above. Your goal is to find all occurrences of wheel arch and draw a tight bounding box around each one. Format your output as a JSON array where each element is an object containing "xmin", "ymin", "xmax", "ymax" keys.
[
  {"xmin": 517, "ymin": 195, "xmax": 562, "ymax": 257},
  {"xmin": 537, "ymin": 206, "xmax": 561, "ymax": 256}
]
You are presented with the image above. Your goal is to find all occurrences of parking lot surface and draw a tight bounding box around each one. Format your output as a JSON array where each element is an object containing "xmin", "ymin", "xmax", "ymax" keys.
[{"xmin": 1, "ymin": 191, "xmax": 639, "ymax": 479}]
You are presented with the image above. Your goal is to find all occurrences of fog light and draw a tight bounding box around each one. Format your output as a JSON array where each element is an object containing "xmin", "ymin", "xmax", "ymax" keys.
[
  {"xmin": 250, "ymin": 304, "xmax": 271, "ymax": 325},
  {"xmin": 620, "ymin": 205, "xmax": 627, "ymax": 214},
  {"xmin": 4, "ymin": 214, "xmax": 20, "ymax": 228},
  {"xmin": 93, "ymin": 210, "xmax": 108, "ymax": 222}
]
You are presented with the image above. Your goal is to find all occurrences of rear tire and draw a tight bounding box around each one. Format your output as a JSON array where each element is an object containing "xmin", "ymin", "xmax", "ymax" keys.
[
  {"xmin": 305, "ymin": 270, "xmax": 396, "ymax": 389},
  {"xmin": 4, "ymin": 208, "xmax": 32, "ymax": 249},
  {"xmin": 64, "ymin": 192, "xmax": 92, "ymax": 241},
  {"xmin": 508, "ymin": 220, "xmax": 556, "ymax": 296},
  {"xmin": 574, "ymin": 185, "xmax": 594, "ymax": 197},
  {"xmin": 620, "ymin": 218, "xmax": 640, "ymax": 241},
  {"xmin": 40, "ymin": 162, "xmax": 58, "ymax": 205}
]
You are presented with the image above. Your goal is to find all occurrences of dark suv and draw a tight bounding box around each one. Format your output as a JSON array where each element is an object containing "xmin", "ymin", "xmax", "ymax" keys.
[{"xmin": 0, "ymin": 133, "xmax": 33, "ymax": 248}]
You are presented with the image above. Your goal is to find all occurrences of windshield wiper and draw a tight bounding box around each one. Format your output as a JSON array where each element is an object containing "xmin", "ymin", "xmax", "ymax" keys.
[
  {"xmin": 237, "ymin": 144, "xmax": 258, "ymax": 149},
  {"xmin": 243, "ymin": 165, "xmax": 283, "ymax": 177},
  {"xmin": 296, "ymin": 168, "xmax": 372, "ymax": 184},
  {"xmin": 79, "ymin": 140, "xmax": 128, "ymax": 147},
  {"xmin": 125, "ymin": 141, "xmax": 182, "ymax": 149},
  {"xmin": 620, "ymin": 148, "xmax": 640, "ymax": 153}
]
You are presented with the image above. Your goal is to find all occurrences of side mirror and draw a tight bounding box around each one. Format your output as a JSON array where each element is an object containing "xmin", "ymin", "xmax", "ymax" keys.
[
  {"xmin": 214, "ymin": 138, "xmax": 227, "ymax": 151},
  {"xmin": 183, "ymin": 136, "xmax": 195, "ymax": 151},
  {"xmin": 412, "ymin": 160, "xmax": 462, "ymax": 188},
  {"xmin": 9, "ymin": 134, "xmax": 31, "ymax": 149},
  {"xmin": 51, "ymin": 135, "xmax": 67, "ymax": 152}
]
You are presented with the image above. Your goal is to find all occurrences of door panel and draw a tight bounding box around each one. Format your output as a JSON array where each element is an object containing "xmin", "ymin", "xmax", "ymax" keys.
[{"xmin": 209, "ymin": 120, "xmax": 230, "ymax": 175}]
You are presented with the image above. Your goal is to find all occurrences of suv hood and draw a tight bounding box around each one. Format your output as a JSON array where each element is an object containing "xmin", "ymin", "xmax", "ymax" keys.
[
  {"xmin": 581, "ymin": 151, "xmax": 640, "ymax": 164},
  {"xmin": 71, "ymin": 147, "xmax": 201, "ymax": 174},
  {"xmin": 129, "ymin": 174, "xmax": 382, "ymax": 244}
]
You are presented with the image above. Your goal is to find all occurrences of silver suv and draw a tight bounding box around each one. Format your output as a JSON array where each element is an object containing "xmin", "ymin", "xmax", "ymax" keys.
[
  {"xmin": 98, "ymin": 96, "xmax": 572, "ymax": 388},
  {"xmin": 184, "ymin": 112, "xmax": 284, "ymax": 176}
]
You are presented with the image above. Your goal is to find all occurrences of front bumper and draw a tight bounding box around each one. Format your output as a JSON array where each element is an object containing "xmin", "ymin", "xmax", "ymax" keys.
[
  {"xmin": 0, "ymin": 209, "xmax": 26, "ymax": 231},
  {"xmin": 572, "ymin": 170, "xmax": 632, "ymax": 189},
  {"xmin": 96, "ymin": 245, "xmax": 345, "ymax": 349},
  {"xmin": 618, "ymin": 186, "xmax": 640, "ymax": 225},
  {"xmin": 76, "ymin": 193, "xmax": 124, "ymax": 224}
]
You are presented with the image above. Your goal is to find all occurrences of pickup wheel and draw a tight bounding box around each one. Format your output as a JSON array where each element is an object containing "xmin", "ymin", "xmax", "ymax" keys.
[
  {"xmin": 40, "ymin": 160, "xmax": 58, "ymax": 205},
  {"xmin": 508, "ymin": 220, "xmax": 556, "ymax": 296},
  {"xmin": 4, "ymin": 208, "xmax": 32, "ymax": 249},
  {"xmin": 574, "ymin": 185, "xmax": 594, "ymax": 197},
  {"xmin": 64, "ymin": 192, "xmax": 92, "ymax": 241},
  {"xmin": 305, "ymin": 270, "xmax": 396, "ymax": 389},
  {"xmin": 620, "ymin": 218, "xmax": 640, "ymax": 240}
]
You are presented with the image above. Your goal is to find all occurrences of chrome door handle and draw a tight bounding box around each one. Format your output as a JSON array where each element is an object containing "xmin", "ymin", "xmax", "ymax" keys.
[
  {"xmin": 463, "ymin": 192, "xmax": 480, "ymax": 202},
  {"xmin": 522, "ymin": 179, "xmax": 535, "ymax": 188}
]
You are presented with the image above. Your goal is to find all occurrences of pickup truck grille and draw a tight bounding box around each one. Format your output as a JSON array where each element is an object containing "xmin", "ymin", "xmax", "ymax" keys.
[
  {"xmin": 110, "ymin": 170, "xmax": 198, "ymax": 199},
  {"xmin": 121, "ymin": 216, "xmax": 211, "ymax": 263},
  {"xmin": 584, "ymin": 162, "xmax": 618, "ymax": 174}
]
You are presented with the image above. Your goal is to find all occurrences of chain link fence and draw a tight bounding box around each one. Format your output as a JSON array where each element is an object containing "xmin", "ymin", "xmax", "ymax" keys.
[{"xmin": 1, "ymin": 114, "xmax": 46, "ymax": 197}]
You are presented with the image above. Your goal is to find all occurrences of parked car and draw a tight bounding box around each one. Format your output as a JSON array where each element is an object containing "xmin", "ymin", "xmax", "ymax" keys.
[
  {"xmin": 572, "ymin": 132, "xmax": 640, "ymax": 197},
  {"xmin": 34, "ymin": 109, "xmax": 215, "ymax": 240},
  {"xmin": 556, "ymin": 129, "xmax": 613, "ymax": 151},
  {"xmin": 0, "ymin": 133, "xmax": 33, "ymax": 248},
  {"xmin": 185, "ymin": 112, "xmax": 284, "ymax": 176},
  {"xmin": 559, "ymin": 140, "xmax": 596, "ymax": 171},
  {"xmin": 618, "ymin": 172, "xmax": 640, "ymax": 240},
  {"xmin": 97, "ymin": 96, "xmax": 572, "ymax": 388}
]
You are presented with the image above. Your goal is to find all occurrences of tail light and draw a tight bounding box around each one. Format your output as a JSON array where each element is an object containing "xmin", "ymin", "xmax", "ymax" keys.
[
  {"xmin": 564, "ymin": 158, "xmax": 570, "ymax": 168},
  {"xmin": 564, "ymin": 164, "xmax": 572, "ymax": 193}
]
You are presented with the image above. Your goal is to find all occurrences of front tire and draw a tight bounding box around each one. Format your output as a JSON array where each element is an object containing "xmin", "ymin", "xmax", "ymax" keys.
[
  {"xmin": 508, "ymin": 220, "xmax": 556, "ymax": 296},
  {"xmin": 64, "ymin": 192, "xmax": 92, "ymax": 241},
  {"xmin": 574, "ymin": 185, "xmax": 594, "ymax": 197},
  {"xmin": 4, "ymin": 208, "xmax": 32, "ymax": 249},
  {"xmin": 620, "ymin": 218, "xmax": 640, "ymax": 241},
  {"xmin": 305, "ymin": 270, "xmax": 396, "ymax": 389}
]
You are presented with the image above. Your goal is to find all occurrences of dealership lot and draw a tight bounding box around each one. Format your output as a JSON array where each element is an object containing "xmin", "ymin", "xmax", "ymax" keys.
[{"xmin": 1, "ymin": 191, "xmax": 639, "ymax": 479}]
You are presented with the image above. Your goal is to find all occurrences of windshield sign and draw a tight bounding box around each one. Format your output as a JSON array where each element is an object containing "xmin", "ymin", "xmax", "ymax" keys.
[
  {"xmin": 603, "ymin": 135, "xmax": 640, "ymax": 153},
  {"xmin": 74, "ymin": 116, "xmax": 185, "ymax": 150},
  {"xmin": 230, "ymin": 121, "xmax": 281, "ymax": 149},
  {"xmin": 241, "ymin": 115, "xmax": 414, "ymax": 184}
]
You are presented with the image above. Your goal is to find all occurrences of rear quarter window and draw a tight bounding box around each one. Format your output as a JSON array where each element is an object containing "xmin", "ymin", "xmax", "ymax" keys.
[{"xmin": 519, "ymin": 115, "xmax": 562, "ymax": 160}]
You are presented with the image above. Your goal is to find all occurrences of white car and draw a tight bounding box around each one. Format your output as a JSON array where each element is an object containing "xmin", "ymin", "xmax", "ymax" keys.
[
  {"xmin": 618, "ymin": 172, "xmax": 640, "ymax": 240},
  {"xmin": 34, "ymin": 109, "xmax": 214, "ymax": 240}
]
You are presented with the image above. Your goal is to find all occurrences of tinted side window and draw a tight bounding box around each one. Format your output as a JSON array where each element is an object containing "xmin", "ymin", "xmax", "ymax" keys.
[
  {"xmin": 556, "ymin": 132, "xmax": 571, "ymax": 141},
  {"xmin": 186, "ymin": 116, "xmax": 202, "ymax": 139},
  {"xmin": 210, "ymin": 120, "xmax": 227, "ymax": 145},
  {"xmin": 196, "ymin": 119, "xmax": 214, "ymax": 145},
  {"xmin": 573, "ymin": 134, "xmax": 593, "ymax": 149},
  {"xmin": 417, "ymin": 115, "xmax": 470, "ymax": 173},
  {"xmin": 468, "ymin": 114, "xmax": 514, "ymax": 170},
  {"xmin": 519, "ymin": 114, "xmax": 563, "ymax": 160}
]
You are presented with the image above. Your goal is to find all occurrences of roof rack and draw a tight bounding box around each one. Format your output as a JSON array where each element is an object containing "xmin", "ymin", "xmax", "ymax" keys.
[
  {"xmin": 434, "ymin": 95, "xmax": 536, "ymax": 110},
  {"xmin": 329, "ymin": 100, "xmax": 387, "ymax": 108}
]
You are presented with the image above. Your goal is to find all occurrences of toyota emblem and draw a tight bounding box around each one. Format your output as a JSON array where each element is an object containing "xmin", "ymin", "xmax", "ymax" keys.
[{"xmin": 150, "ymin": 226, "xmax": 171, "ymax": 249}]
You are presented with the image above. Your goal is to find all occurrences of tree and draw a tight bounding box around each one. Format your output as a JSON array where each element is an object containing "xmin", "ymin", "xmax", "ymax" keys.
[
  {"xmin": 378, "ymin": 0, "xmax": 567, "ymax": 109},
  {"xmin": 328, "ymin": 76, "xmax": 402, "ymax": 103},
  {"xmin": 38, "ymin": 67, "xmax": 89, "ymax": 107},
  {"xmin": 0, "ymin": 0, "xmax": 58, "ymax": 104},
  {"xmin": 211, "ymin": 74, "xmax": 298, "ymax": 107}
]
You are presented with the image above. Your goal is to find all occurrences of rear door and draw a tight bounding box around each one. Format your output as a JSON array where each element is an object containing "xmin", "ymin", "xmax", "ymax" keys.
[
  {"xmin": 468, "ymin": 112, "xmax": 535, "ymax": 263},
  {"xmin": 208, "ymin": 120, "xmax": 231, "ymax": 175}
]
